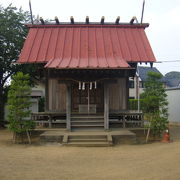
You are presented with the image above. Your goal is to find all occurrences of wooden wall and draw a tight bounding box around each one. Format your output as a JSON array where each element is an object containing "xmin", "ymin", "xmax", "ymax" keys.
[
  {"xmin": 48, "ymin": 77, "xmax": 128, "ymax": 112},
  {"xmin": 48, "ymin": 79, "xmax": 66, "ymax": 112},
  {"xmin": 109, "ymin": 78, "xmax": 128, "ymax": 112}
]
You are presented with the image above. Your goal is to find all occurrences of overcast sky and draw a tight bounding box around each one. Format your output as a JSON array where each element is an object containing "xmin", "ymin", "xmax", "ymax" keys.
[{"xmin": 1, "ymin": 0, "xmax": 180, "ymax": 75}]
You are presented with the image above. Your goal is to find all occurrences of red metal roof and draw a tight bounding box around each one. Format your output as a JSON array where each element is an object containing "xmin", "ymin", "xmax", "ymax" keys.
[{"xmin": 17, "ymin": 24, "xmax": 156, "ymax": 69}]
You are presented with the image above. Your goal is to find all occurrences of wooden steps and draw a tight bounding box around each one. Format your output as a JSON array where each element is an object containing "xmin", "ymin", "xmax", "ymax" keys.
[
  {"xmin": 71, "ymin": 115, "xmax": 104, "ymax": 129},
  {"xmin": 71, "ymin": 115, "xmax": 104, "ymax": 119},
  {"xmin": 72, "ymin": 124, "xmax": 104, "ymax": 127},
  {"xmin": 63, "ymin": 134, "xmax": 113, "ymax": 147}
]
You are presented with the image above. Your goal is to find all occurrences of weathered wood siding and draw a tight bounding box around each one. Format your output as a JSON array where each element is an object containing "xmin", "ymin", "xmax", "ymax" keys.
[
  {"xmin": 48, "ymin": 79, "xmax": 66, "ymax": 112},
  {"xmin": 48, "ymin": 78, "xmax": 128, "ymax": 112},
  {"xmin": 109, "ymin": 78, "xmax": 128, "ymax": 111}
]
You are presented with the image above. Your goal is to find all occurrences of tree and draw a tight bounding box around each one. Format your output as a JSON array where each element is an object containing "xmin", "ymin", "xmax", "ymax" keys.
[
  {"xmin": 0, "ymin": 4, "xmax": 38, "ymax": 126},
  {"xmin": 164, "ymin": 71, "xmax": 180, "ymax": 87},
  {"xmin": 165, "ymin": 71, "xmax": 180, "ymax": 79},
  {"xmin": 7, "ymin": 72, "xmax": 35, "ymax": 143},
  {"xmin": 141, "ymin": 72, "xmax": 168, "ymax": 137}
]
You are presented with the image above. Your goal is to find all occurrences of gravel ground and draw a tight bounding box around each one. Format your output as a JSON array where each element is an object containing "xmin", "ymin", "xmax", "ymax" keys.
[{"xmin": 0, "ymin": 127, "xmax": 180, "ymax": 180}]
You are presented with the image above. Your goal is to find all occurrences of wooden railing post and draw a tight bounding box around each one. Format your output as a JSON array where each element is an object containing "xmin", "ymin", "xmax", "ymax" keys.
[
  {"xmin": 104, "ymin": 83, "xmax": 109, "ymax": 130},
  {"xmin": 66, "ymin": 84, "xmax": 71, "ymax": 131}
]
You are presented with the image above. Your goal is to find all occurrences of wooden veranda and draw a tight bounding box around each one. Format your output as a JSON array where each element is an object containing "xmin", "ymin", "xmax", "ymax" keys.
[{"xmin": 31, "ymin": 110, "xmax": 144, "ymax": 130}]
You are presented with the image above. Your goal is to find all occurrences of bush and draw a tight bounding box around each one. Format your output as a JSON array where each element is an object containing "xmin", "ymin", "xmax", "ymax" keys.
[
  {"xmin": 129, "ymin": 99, "xmax": 145, "ymax": 110},
  {"xmin": 7, "ymin": 72, "xmax": 35, "ymax": 142},
  {"xmin": 38, "ymin": 97, "xmax": 45, "ymax": 112},
  {"xmin": 141, "ymin": 72, "xmax": 168, "ymax": 136}
]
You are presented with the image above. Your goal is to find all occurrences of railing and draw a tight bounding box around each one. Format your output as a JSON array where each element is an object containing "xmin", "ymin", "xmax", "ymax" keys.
[
  {"xmin": 31, "ymin": 112, "xmax": 66, "ymax": 128},
  {"xmin": 109, "ymin": 110, "xmax": 144, "ymax": 128},
  {"xmin": 31, "ymin": 110, "xmax": 144, "ymax": 129}
]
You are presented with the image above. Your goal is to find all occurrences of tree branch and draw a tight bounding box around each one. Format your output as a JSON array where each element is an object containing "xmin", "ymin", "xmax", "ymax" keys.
[{"xmin": 2, "ymin": 71, "xmax": 14, "ymax": 86}]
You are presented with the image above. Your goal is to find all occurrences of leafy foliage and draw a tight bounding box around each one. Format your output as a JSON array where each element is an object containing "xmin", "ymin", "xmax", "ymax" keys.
[
  {"xmin": 141, "ymin": 72, "xmax": 168, "ymax": 136},
  {"xmin": 7, "ymin": 72, "xmax": 35, "ymax": 133},
  {"xmin": 0, "ymin": 4, "xmax": 30, "ymax": 78},
  {"xmin": 38, "ymin": 97, "xmax": 45, "ymax": 112},
  {"xmin": 0, "ymin": 4, "xmax": 40, "ymax": 125},
  {"xmin": 129, "ymin": 99, "xmax": 145, "ymax": 110}
]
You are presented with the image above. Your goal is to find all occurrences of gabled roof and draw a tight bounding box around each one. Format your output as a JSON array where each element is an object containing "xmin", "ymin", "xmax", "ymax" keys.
[
  {"xmin": 17, "ymin": 23, "xmax": 156, "ymax": 69},
  {"xmin": 138, "ymin": 66, "xmax": 163, "ymax": 81}
]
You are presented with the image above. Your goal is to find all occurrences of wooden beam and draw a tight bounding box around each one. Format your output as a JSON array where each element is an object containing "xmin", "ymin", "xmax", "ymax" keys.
[
  {"xmin": 115, "ymin": 16, "xmax": 120, "ymax": 24},
  {"xmin": 130, "ymin": 16, "xmax": 136, "ymax": 24},
  {"xmin": 55, "ymin": 16, "xmax": 60, "ymax": 24},
  {"xmin": 150, "ymin": 62, "xmax": 153, "ymax": 68},
  {"xmin": 70, "ymin": 16, "xmax": 74, "ymax": 24},
  {"xmin": 101, "ymin": 16, "xmax": 105, "ymax": 24},
  {"xmin": 40, "ymin": 17, "xmax": 45, "ymax": 24},
  {"xmin": 66, "ymin": 84, "xmax": 71, "ymax": 130},
  {"xmin": 86, "ymin": 16, "xmax": 89, "ymax": 24},
  {"xmin": 126, "ymin": 77, "xmax": 129, "ymax": 110},
  {"xmin": 102, "ymin": 79, "xmax": 117, "ymax": 84},
  {"xmin": 104, "ymin": 83, "xmax": 109, "ymax": 130},
  {"xmin": 58, "ymin": 79, "xmax": 73, "ymax": 84}
]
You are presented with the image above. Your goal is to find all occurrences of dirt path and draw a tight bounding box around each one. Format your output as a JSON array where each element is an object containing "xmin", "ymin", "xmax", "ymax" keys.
[{"xmin": 0, "ymin": 129, "xmax": 180, "ymax": 180}]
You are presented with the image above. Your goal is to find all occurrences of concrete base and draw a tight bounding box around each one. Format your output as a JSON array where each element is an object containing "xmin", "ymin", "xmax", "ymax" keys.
[{"xmin": 40, "ymin": 128, "xmax": 137, "ymax": 146}]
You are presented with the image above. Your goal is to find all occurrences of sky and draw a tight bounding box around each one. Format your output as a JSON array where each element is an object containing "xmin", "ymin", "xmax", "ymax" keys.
[{"xmin": 1, "ymin": 0, "xmax": 180, "ymax": 75}]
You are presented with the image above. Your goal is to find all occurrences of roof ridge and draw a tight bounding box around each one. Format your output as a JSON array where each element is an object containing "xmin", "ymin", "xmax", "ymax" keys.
[{"xmin": 27, "ymin": 23, "xmax": 149, "ymax": 29}]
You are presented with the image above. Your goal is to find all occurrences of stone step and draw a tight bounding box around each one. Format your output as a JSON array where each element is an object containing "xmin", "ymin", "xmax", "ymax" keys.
[
  {"xmin": 69, "ymin": 138, "xmax": 107, "ymax": 142},
  {"xmin": 63, "ymin": 134, "xmax": 113, "ymax": 147},
  {"xmin": 39, "ymin": 130, "xmax": 137, "ymax": 145},
  {"xmin": 68, "ymin": 135, "xmax": 107, "ymax": 139},
  {"xmin": 65, "ymin": 142, "xmax": 111, "ymax": 147}
]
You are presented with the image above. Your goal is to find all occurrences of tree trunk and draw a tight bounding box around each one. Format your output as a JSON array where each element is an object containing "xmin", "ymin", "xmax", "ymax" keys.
[
  {"xmin": 13, "ymin": 132, "xmax": 16, "ymax": 143},
  {"xmin": 26, "ymin": 130, "xmax": 31, "ymax": 144}
]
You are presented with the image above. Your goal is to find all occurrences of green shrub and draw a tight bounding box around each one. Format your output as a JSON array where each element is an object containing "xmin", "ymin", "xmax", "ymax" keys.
[
  {"xmin": 129, "ymin": 99, "xmax": 145, "ymax": 110},
  {"xmin": 141, "ymin": 72, "xmax": 168, "ymax": 136},
  {"xmin": 7, "ymin": 72, "xmax": 35, "ymax": 142}
]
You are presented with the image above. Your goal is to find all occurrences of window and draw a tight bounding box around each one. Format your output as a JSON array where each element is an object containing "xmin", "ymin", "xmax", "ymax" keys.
[
  {"xmin": 129, "ymin": 80, "xmax": 134, "ymax": 88},
  {"xmin": 139, "ymin": 81, "xmax": 144, "ymax": 88}
]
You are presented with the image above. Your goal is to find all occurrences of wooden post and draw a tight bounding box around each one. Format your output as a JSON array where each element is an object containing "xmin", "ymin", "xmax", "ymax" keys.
[
  {"xmin": 45, "ymin": 69, "xmax": 49, "ymax": 111},
  {"xmin": 104, "ymin": 83, "xmax": 109, "ymax": 130},
  {"xmin": 48, "ymin": 115, "xmax": 52, "ymax": 128},
  {"xmin": 123, "ymin": 115, "xmax": 126, "ymax": 128},
  {"xmin": 126, "ymin": 77, "xmax": 129, "ymax": 110},
  {"xmin": 66, "ymin": 84, "xmax": 71, "ymax": 131}
]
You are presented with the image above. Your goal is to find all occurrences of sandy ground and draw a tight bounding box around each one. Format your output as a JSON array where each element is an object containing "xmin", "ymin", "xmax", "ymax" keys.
[{"xmin": 0, "ymin": 127, "xmax": 180, "ymax": 180}]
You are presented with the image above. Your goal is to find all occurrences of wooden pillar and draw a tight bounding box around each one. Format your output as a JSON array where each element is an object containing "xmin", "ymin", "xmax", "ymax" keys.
[
  {"xmin": 104, "ymin": 83, "xmax": 109, "ymax": 130},
  {"xmin": 48, "ymin": 115, "xmax": 52, "ymax": 128},
  {"xmin": 45, "ymin": 69, "xmax": 49, "ymax": 111},
  {"xmin": 66, "ymin": 84, "xmax": 71, "ymax": 131},
  {"xmin": 126, "ymin": 77, "xmax": 129, "ymax": 110}
]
